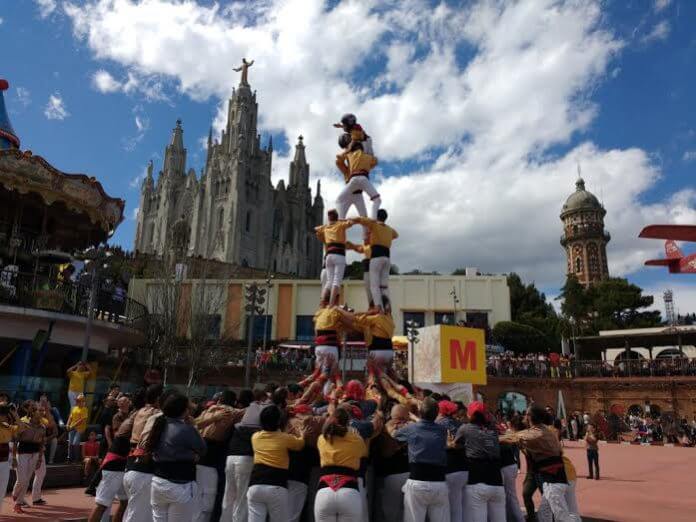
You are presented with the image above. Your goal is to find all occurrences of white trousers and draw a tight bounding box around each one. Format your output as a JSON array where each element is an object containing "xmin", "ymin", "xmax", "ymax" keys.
[
  {"xmin": 445, "ymin": 471, "xmax": 468, "ymax": 522},
  {"xmin": 247, "ymin": 484, "xmax": 288, "ymax": 522},
  {"xmin": 402, "ymin": 479, "xmax": 450, "ymax": 522},
  {"xmin": 369, "ymin": 257, "xmax": 390, "ymax": 310},
  {"xmin": 337, "ymin": 176, "xmax": 380, "ymax": 220},
  {"xmin": 314, "ymin": 486, "xmax": 363, "ymax": 522},
  {"xmin": 287, "ymin": 480, "xmax": 308, "ymax": 522},
  {"xmin": 30, "ymin": 454, "xmax": 46, "ymax": 502},
  {"xmin": 151, "ymin": 476, "xmax": 197, "ymax": 522},
  {"xmin": 358, "ymin": 477, "xmax": 368, "ymax": 522},
  {"xmin": 566, "ymin": 480, "xmax": 580, "ymax": 520},
  {"xmin": 466, "ymin": 483, "xmax": 505, "ymax": 522},
  {"xmin": 501, "ymin": 464, "xmax": 525, "ymax": 522},
  {"xmin": 324, "ymin": 254, "xmax": 346, "ymax": 292},
  {"xmin": 363, "ymin": 272, "xmax": 372, "ymax": 307},
  {"xmin": 195, "ymin": 464, "xmax": 218, "ymax": 522},
  {"xmin": 123, "ymin": 470, "xmax": 154, "ymax": 522},
  {"xmin": 0, "ymin": 460, "xmax": 9, "ymax": 512},
  {"xmin": 380, "ymin": 472, "xmax": 409, "ymax": 522},
  {"xmin": 96, "ymin": 470, "xmax": 127, "ymax": 508},
  {"xmin": 537, "ymin": 482, "xmax": 580, "ymax": 522},
  {"xmin": 221, "ymin": 455, "xmax": 254, "ymax": 522},
  {"xmin": 12, "ymin": 453, "xmax": 39, "ymax": 504}
]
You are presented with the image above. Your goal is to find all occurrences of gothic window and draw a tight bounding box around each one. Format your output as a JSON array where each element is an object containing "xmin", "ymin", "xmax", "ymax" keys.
[
  {"xmin": 218, "ymin": 208, "xmax": 224, "ymax": 230},
  {"xmin": 575, "ymin": 257, "xmax": 583, "ymax": 273},
  {"xmin": 588, "ymin": 243, "xmax": 599, "ymax": 273},
  {"xmin": 245, "ymin": 210, "xmax": 251, "ymax": 232}
]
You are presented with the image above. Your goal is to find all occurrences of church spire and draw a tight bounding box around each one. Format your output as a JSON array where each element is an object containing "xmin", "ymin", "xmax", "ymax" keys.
[
  {"xmin": 164, "ymin": 119, "xmax": 186, "ymax": 176},
  {"xmin": 171, "ymin": 119, "xmax": 184, "ymax": 149},
  {"xmin": 289, "ymin": 135, "xmax": 309, "ymax": 187},
  {"xmin": 293, "ymin": 135, "xmax": 307, "ymax": 165}
]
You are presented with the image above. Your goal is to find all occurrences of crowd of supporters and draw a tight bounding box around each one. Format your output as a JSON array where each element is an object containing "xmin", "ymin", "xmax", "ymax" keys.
[{"xmin": 486, "ymin": 351, "xmax": 696, "ymax": 378}]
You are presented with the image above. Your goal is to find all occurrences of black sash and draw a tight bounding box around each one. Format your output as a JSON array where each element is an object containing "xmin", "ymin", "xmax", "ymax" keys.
[
  {"xmin": 370, "ymin": 245, "xmax": 390, "ymax": 258},
  {"xmin": 369, "ymin": 336, "xmax": 393, "ymax": 351}
]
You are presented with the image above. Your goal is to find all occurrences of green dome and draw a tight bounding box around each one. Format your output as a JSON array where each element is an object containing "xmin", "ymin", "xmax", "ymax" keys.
[{"xmin": 561, "ymin": 178, "xmax": 602, "ymax": 215}]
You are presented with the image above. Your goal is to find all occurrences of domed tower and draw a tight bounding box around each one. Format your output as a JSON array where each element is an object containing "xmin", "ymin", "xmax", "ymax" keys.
[{"xmin": 560, "ymin": 176, "xmax": 610, "ymax": 287}]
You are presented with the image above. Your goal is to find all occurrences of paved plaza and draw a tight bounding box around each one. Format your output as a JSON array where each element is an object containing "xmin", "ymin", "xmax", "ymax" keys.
[{"xmin": 1, "ymin": 441, "xmax": 693, "ymax": 521}]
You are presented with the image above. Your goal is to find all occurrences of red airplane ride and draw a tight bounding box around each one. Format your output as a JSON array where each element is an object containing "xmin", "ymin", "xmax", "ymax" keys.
[{"xmin": 640, "ymin": 225, "xmax": 696, "ymax": 274}]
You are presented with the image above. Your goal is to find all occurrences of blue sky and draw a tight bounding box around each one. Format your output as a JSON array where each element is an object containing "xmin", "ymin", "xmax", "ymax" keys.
[{"xmin": 2, "ymin": 0, "xmax": 695, "ymax": 313}]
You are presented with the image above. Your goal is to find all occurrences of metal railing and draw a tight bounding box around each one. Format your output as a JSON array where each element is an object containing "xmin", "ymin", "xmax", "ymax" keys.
[
  {"xmin": 487, "ymin": 357, "xmax": 696, "ymax": 379},
  {"xmin": 0, "ymin": 269, "xmax": 147, "ymax": 332}
]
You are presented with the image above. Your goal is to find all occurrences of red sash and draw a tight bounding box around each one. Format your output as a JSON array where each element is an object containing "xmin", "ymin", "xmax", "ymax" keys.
[{"xmin": 319, "ymin": 474, "xmax": 357, "ymax": 492}]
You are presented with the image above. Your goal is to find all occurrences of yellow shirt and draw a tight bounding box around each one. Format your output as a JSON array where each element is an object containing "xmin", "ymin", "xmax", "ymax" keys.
[
  {"xmin": 336, "ymin": 150, "xmax": 378, "ymax": 180},
  {"xmin": 0, "ymin": 421, "xmax": 13, "ymax": 444},
  {"xmin": 67, "ymin": 369, "xmax": 92, "ymax": 393},
  {"xmin": 316, "ymin": 221, "xmax": 352, "ymax": 246},
  {"xmin": 354, "ymin": 313, "xmax": 395, "ymax": 343},
  {"xmin": 563, "ymin": 455, "xmax": 577, "ymax": 481},
  {"xmin": 317, "ymin": 431, "xmax": 366, "ymax": 471},
  {"xmin": 251, "ymin": 431, "xmax": 304, "ymax": 470},
  {"xmin": 353, "ymin": 218, "xmax": 398, "ymax": 249},
  {"xmin": 67, "ymin": 406, "xmax": 88, "ymax": 433},
  {"xmin": 314, "ymin": 307, "xmax": 343, "ymax": 333}
]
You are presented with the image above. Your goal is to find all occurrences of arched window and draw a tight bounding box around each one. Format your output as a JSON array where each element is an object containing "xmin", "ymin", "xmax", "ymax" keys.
[{"xmin": 574, "ymin": 257, "xmax": 583, "ymax": 273}]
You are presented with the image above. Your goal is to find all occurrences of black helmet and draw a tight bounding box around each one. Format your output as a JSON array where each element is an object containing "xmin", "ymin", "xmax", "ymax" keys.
[
  {"xmin": 338, "ymin": 133, "xmax": 352, "ymax": 149},
  {"xmin": 340, "ymin": 113, "xmax": 357, "ymax": 128}
]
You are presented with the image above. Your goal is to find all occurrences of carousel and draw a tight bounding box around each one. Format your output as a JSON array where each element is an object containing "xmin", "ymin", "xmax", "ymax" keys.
[{"xmin": 0, "ymin": 78, "xmax": 125, "ymax": 314}]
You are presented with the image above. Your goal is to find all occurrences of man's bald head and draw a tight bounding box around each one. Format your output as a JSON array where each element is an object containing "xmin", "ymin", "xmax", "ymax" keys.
[{"xmin": 391, "ymin": 404, "xmax": 408, "ymax": 421}]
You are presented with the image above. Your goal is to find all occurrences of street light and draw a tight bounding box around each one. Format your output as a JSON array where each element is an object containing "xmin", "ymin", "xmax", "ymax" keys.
[
  {"xmin": 77, "ymin": 244, "xmax": 113, "ymax": 363},
  {"xmin": 449, "ymin": 286, "xmax": 460, "ymax": 324},
  {"xmin": 406, "ymin": 319, "xmax": 420, "ymax": 384},
  {"xmin": 244, "ymin": 282, "xmax": 266, "ymax": 388},
  {"xmin": 261, "ymin": 275, "xmax": 275, "ymax": 351}
]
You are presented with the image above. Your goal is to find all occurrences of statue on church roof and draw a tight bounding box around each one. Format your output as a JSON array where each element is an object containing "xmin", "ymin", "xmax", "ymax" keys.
[{"xmin": 233, "ymin": 58, "xmax": 254, "ymax": 85}]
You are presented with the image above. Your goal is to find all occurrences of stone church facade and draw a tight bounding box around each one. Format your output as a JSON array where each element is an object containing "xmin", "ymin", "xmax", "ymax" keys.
[
  {"xmin": 560, "ymin": 176, "xmax": 610, "ymax": 287},
  {"xmin": 134, "ymin": 76, "xmax": 324, "ymax": 278}
]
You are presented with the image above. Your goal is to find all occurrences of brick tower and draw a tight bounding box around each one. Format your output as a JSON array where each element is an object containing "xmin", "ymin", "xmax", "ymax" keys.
[{"xmin": 560, "ymin": 176, "xmax": 610, "ymax": 287}]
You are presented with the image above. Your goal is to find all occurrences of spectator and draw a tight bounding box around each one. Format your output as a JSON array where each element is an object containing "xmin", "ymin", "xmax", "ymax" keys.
[
  {"xmin": 81, "ymin": 430, "xmax": 101, "ymax": 482},
  {"xmin": 585, "ymin": 424, "xmax": 600, "ymax": 480},
  {"xmin": 66, "ymin": 394, "xmax": 88, "ymax": 462},
  {"xmin": 66, "ymin": 361, "xmax": 92, "ymax": 409}
]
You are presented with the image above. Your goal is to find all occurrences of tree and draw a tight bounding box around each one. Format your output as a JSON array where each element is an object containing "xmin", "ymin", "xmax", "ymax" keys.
[
  {"xmin": 491, "ymin": 321, "xmax": 548, "ymax": 353},
  {"xmin": 345, "ymin": 261, "xmax": 365, "ymax": 280},
  {"xmin": 506, "ymin": 273, "xmax": 561, "ymax": 350}
]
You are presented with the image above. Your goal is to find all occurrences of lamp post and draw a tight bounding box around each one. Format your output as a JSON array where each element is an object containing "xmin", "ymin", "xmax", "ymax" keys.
[
  {"xmin": 449, "ymin": 286, "xmax": 460, "ymax": 324},
  {"xmin": 244, "ymin": 282, "xmax": 266, "ymax": 388},
  {"xmin": 261, "ymin": 275, "xmax": 274, "ymax": 351},
  {"xmin": 406, "ymin": 319, "xmax": 420, "ymax": 384},
  {"xmin": 79, "ymin": 245, "xmax": 112, "ymax": 363}
]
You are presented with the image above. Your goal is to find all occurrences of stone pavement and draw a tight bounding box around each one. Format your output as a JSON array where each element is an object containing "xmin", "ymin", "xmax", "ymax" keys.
[{"xmin": 1, "ymin": 441, "xmax": 694, "ymax": 521}]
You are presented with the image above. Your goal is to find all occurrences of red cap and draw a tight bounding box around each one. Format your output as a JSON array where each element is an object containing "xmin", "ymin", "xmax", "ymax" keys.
[
  {"xmin": 0, "ymin": 80, "xmax": 8, "ymax": 91},
  {"xmin": 438, "ymin": 400, "xmax": 458, "ymax": 417},
  {"xmin": 467, "ymin": 401, "xmax": 486, "ymax": 419},
  {"xmin": 345, "ymin": 380, "xmax": 364, "ymax": 401}
]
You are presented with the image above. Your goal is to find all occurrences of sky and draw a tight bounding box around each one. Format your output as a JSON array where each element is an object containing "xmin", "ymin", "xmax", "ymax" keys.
[{"xmin": 2, "ymin": 0, "xmax": 695, "ymax": 317}]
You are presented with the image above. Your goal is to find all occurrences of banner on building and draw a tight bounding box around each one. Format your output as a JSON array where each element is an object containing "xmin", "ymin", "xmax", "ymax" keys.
[{"xmin": 410, "ymin": 325, "xmax": 487, "ymax": 385}]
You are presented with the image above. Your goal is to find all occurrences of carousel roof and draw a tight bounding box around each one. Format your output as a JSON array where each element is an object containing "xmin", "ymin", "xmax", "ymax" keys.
[{"xmin": 0, "ymin": 79, "xmax": 124, "ymax": 236}]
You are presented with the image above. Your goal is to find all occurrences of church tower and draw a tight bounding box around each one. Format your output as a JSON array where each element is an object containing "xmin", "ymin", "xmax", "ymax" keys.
[{"xmin": 560, "ymin": 175, "xmax": 610, "ymax": 287}]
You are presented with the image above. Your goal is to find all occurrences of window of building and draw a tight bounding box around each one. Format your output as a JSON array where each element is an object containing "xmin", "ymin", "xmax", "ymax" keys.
[
  {"xmin": 402, "ymin": 311, "xmax": 425, "ymax": 335},
  {"xmin": 295, "ymin": 315, "xmax": 314, "ymax": 341},
  {"xmin": 574, "ymin": 257, "xmax": 583, "ymax": 273},
  {"xmin": 434, "ymin": 312, "xmax": 454, "ymax": 325},
  {"xmin": 250, "ymin": 315, "xmax": 272, "ymax": 344},
  {"xmin": 195, "ymin": 314, "xmax": 221, "ymax": 340},
  {"xmin": 466, "ymin": 312, "xmax": 489, "ymax": 329},
  {"xmin": 218, "ymin": 208, "xmax": 224, "ymax": 229},
  {"xmin": 245, "ymin": 210, "xmax": 251, "ymax": 232}
]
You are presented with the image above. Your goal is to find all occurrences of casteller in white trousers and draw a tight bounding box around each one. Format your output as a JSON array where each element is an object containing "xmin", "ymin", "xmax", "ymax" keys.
[{"xmin": 402, "ymin": 478, "xmax": 450, "ymax": 522}]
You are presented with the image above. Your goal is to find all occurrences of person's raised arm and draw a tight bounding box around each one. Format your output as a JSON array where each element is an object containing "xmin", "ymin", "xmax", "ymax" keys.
[{"xmin": 392, "ymin": 227, "xmax": 399, "ymax": 239}]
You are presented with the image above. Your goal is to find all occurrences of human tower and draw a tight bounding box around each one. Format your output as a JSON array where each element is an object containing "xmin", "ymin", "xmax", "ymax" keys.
[{"xmin": 296, "ymin": 114, "xmax": 419, "ymax": 408}]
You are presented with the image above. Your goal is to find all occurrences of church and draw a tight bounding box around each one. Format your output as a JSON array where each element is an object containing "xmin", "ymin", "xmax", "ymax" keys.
[{"xmin": 134, "ymin": 63, "xmax": 324, "ymax": 278}]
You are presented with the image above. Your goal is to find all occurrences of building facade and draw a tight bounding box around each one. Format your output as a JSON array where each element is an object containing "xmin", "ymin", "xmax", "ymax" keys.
[
  {"xmin": 129, "ymin": 274, "xmax": 511, "ymax": 342},
  {"xmin": 134, "ymin": 74, "xmax": 324, "ymax": 278},
  {"xmin": 560, "ymin": 177, "xmax": 610, "ymax": 287}
]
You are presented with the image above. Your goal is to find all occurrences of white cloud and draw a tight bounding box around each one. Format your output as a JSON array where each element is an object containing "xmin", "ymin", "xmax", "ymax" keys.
[
  {"xmin": 92, "ymin": 69, "xmax": 122, "ymax": 93},
  {"xmin": 43, "ymin": 92, "xmax": 69, "ymax": 120},
  {"xmin": 35, "ymin": 0, "xmax": 57, "ymax": 18},
  {"xmin": 129, "ymin": 164, "xmax": 149, "ymax": 188},
  {"xmin": 130, "ymin": 206, "xmax": 140, "ymax": 220},
  {"xmin": 15, "ymin": 87, "xmax": 31, "ymax": 107},
  {"xmin": 682, "ymin": 150, "xmax": 696, "ymax": 162},
  {"xmin": 641, "ymin": 20, "xmax": 670, "ymax": 43},
  {"xmin": 654, "ymin": 0, "xmax": 671, "ymax": 13},
  {"xmin": 0, "ymin": 17, "xmax": 4, "ymax": 25},
  {"xmin": 123, "ymin": 106, "xmax": 151, "ymax": 151},
  {"xmin": 62, "ymin": 0, "xmax": 695, "ymax": 287}
]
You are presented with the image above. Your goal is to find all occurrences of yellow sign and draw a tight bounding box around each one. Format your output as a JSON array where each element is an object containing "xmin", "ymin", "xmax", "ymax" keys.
[
  {"xmin": 411, "ymin": 325, "xmax": 488, "ymax": 385},
  {"xmin": 439, "ymin": 325, "xmax": 487, "ymax": 385}
]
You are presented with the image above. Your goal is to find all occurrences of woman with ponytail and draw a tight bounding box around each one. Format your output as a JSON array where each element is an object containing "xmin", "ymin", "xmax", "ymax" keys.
[
  {"xmin": 149, "ymin": 392, "xmax": 206, "ymax": 522},
  {"xmin": 314, "ymin": 407, "xmax": 366, "ymax": 521}
]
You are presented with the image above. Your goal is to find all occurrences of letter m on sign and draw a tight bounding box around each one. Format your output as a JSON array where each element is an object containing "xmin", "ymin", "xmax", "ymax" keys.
[{"xmin": 449, "ymin": 340, "xmax": 477, "ymax": 371}]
